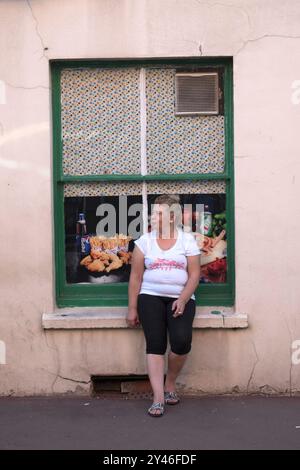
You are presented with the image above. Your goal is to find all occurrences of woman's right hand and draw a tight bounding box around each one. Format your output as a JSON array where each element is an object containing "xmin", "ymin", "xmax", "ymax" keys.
[{"xmin": 126, "ymin": 307, "xmax": 140, "ymax": 328}]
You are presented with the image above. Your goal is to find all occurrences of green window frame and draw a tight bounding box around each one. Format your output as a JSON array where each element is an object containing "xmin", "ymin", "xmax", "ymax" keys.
[{"xmin": 51, "ymin": 57, "xmax": 235, "ymax": 308}]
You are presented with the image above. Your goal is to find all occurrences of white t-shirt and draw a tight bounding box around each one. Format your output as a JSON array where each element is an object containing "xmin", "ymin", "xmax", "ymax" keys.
[{"xmin": 134, "ymin": 228, "xmax": 201, "ymax": 300}]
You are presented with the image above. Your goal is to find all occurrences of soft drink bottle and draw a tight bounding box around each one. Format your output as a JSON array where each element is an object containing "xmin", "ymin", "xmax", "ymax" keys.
[{"xmin": 76, "ymin": 213, "xmax": 87, "ymax": 251}]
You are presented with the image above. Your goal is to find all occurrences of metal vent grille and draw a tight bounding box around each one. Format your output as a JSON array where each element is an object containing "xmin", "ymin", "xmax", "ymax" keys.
[
  {"xmin": 175, "ymin": 72, "xmax": 219, "ymax": 115},
  {"xmin": 91, "ymin": 375, "xmax": 153, "ymax": 399}
]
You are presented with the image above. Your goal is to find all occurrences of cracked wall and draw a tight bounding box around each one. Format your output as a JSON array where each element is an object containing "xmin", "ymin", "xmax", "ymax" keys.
[{"xmin": 0, "ymin": 0, "xmax": 300, "ymax": 396}]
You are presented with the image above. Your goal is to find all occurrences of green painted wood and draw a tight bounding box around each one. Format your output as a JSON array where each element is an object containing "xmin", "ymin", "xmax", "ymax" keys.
[
  {"xmin": 51, "ymin": 57, "xmax": 234, "ymax": 307},
  {"xmin": 60, "ymin": 173, "xmax": 229, "ymax": 182}
]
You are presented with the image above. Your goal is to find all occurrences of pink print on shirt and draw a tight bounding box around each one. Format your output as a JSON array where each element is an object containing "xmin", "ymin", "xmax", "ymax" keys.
[{"xmin": 148, "ymin": 258, "xmax": 186, "ymax": 271}]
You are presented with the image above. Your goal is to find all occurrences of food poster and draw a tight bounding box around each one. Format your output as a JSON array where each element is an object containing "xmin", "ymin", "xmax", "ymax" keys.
[
  {"xmin": 64, "ymin": 195, "xmax": 142, "ymax": 284},
  {"xmin": 64, "ymin": 193, "xmax": 227, "ymax": 285}
]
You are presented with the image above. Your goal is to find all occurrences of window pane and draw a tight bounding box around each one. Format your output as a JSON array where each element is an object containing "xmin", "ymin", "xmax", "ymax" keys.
[
  {"xmin": 64, "ymin": 181, "xmax": 143, "ymax": 198},
  {"xmin": 146, "ymin": 181, "xmax": 227, "ymax": 284},
  {"xmin": 146, "ymin": 68, "xmax": 225, "ymax": 174},
  {"xmin": 64, "ymin": 181, "xmax": 228, "ymax": 285},
  {"xmin": 64, "ymin": 183, "xmax": 143, "ymax": 284},
  {"xmin": 146, "ymin": 180, "xmax": 226, "ymax": 195},
  {"xmin": 61, "ymin": 68, "xmax": 141, "ymax": 175}
]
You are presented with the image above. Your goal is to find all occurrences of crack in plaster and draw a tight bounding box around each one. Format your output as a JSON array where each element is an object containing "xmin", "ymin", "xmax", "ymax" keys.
[
  {"xmin": 246, "ymin": 339, "xmax": 259, "ymax": 394},
  {"xmin": 235, "ymin": 34, "xmax": 300, "ymax": 56},
  {"xmin": 26, "ymin": 0, "xmax": 49, "ymax": 61},
  {"xmin": 56, "ymin": 374, "xmax": 91, "ymax": 385},
  {"xmin": 180, "ymin": 36, "xmax": 203, "ymax": 55},
  {"xmin": 6, "ymin": 82, "xmax": 50, "ymax": 91},
  {"xmin": 43, "ymin": 329, "xmax": 91, "ymax": 393},
  {"xmin": 194, "ymin": 0, "xmax": 251, "ymax": 54},
  {"xmin": 194, "ymin": 0, "xmax": 300, "ymax": 57},
  {"xmin": 43, "ymin": 330, "xmax": 61, "ymax": 393},
  {"xmin": 41, "ymin": 368, "xmax": 91, "ymax": 385}
]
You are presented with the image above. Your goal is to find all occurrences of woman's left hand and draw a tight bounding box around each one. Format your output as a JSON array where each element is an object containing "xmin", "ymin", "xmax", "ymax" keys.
[{"xmin": 172, "ymin": 297, "xmax": 187, "ymax": 317}]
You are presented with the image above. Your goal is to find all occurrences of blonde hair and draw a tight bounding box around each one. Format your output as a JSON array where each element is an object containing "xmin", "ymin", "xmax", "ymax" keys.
[
  {"xmin": 153, "ymin": 194, "xmax": 181, "ymax": 206},
  {"xmin": 152, "ymin": 194, "xmax": 182, "ymax": 227}
]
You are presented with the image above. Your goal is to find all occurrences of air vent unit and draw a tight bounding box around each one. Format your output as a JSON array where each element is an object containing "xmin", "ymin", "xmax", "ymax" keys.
[{"xmin": 175, "ymin": 72, "xmax": 219, "ymax": 115}]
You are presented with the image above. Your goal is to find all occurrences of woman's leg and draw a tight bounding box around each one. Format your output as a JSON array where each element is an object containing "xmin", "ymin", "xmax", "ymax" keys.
[
  {"xmin": 146, "ymin": 354, "xmax": 165, "ymax": 404},
  {"xmin": 137, "ymin": 294, "xmax": 168, "ymax": 413},
  {"xmin": 165, "ymin": 298, "xmax": 196, "ymax": 394},
  {"xmin": 164, "ymin": 351, "xmax": 188, "ymax": 393}
]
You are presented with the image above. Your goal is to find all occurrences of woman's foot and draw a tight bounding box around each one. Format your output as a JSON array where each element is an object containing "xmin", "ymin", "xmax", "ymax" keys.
[
  {"xmin": 164, "ymin": 378, "xmax": 179, "ymax": 404},
  {"xmin": 148, "ymin": 401, "xmax": 165, "ymax": 417},
  {"xmin": 164, "ymin": 390, "xmax": 180, "ymax": 405}
]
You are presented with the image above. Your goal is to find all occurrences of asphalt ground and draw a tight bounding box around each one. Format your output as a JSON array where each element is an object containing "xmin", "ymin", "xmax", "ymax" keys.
[{"xmin": 0, "ymin": 396, "xmax": 300, "ymax": 450}]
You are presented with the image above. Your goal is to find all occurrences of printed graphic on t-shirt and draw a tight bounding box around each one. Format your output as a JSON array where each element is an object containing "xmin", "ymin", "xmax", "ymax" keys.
[{"xmin": 148, "ymin": 258, "xmax": 186, "ymax": 271}]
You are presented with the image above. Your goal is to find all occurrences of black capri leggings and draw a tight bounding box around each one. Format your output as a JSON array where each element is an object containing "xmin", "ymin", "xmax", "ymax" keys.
[{"xmin": 137, "ymin": 293, "xmax": 196, "ymax": 356}]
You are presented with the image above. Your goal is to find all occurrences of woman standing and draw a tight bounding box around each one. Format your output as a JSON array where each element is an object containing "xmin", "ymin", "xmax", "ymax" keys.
[{"xmin": 126, "ymin": 194, "xmax": 201, "ymax": 417}]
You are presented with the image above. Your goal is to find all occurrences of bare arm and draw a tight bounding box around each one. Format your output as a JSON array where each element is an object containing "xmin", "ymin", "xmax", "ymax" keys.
[
  {"xmin": 126, "ymin": 246, "xmax": 145, "ymax": 327},
  {"xmin": 172, "ymin": 254, "xmax": 201, "ymax": 317}
]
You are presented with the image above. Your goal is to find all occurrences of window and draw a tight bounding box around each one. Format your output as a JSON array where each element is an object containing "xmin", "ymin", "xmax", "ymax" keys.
[{"xmin": 51, "ymin": 58, "xmax": 234, "ymax": 307}]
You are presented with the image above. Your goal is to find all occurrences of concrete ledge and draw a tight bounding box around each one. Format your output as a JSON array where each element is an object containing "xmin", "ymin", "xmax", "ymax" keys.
[
  {"xmin": 42, "ymin": 307, "xmax": 248, "ymax": 330},
  {"xmin": 223, "ymin": 313, "xmax": 248, "ymax": 328}
]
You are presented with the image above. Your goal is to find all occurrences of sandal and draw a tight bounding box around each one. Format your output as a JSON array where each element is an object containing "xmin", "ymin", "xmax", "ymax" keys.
[
  {"xmin": 164, "ymin": 391, "xmax": 180, "ymax": 405},
  {"xmin": 147, "ymin": 401, "xmax": 165, "ymax": 417}
]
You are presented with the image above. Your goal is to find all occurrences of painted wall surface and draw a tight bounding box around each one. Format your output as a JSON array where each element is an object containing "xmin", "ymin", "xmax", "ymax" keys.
[{"xmin": 0, "ymin": 0, "xmax": 300, "ymax": 396}]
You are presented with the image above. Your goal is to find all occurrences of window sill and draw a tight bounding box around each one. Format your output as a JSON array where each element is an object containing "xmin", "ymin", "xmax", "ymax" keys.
[{"xmin": 42, "ymin": 307, "xmax": 248, "ymax": 330}]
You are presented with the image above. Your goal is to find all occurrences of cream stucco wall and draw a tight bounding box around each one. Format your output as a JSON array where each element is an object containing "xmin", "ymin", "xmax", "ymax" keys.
[{"xmin": 0, "ymin": 0, "xmax": 300, "ymax": 396}]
